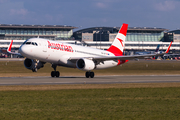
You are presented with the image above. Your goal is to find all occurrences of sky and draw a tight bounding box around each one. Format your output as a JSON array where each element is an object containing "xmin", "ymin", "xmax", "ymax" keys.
[{"xmin": 0, "ymin": 0, "xmax": 180, "ymax": 31}]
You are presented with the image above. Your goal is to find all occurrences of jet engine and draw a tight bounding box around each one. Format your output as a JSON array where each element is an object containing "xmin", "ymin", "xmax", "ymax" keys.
[
  {"xmin": 76, "ymin": 58, "xmax": 95, "ymax": 71},
  {"xmin": 24, "ymin": 58, "xmax": 45, "ymax": 72}
]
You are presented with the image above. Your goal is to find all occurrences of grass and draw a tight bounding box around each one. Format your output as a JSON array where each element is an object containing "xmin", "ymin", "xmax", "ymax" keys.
[
  {"xmin": 0, "ymin": 60, "xmax": 180, "ymax": 119},
  {"xmin": 0, "ymin": 84, "xmax": 180, "ymax": 119},
  {"xmin": 0, "ymin": 60, "xmax": 180, "ymax": 77}
]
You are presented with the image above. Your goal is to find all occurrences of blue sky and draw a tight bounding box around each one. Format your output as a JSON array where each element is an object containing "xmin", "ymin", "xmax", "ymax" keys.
[{"xmin": 0, "ymin": 0, "xmax": 180, "ymax": 31}]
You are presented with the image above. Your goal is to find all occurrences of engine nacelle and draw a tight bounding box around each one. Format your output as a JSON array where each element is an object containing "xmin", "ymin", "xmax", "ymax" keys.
[
  {"xmin": 76, "ymin": 58, "xmax": 95, "ymax": 71},
  {"xmin": 24, "ymin": 58, "xmax": 45, "ymax": 70}
]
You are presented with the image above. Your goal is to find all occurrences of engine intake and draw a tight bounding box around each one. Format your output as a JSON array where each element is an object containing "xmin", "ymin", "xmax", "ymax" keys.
[
  {"xmin": 24, "ymin": 58, "xmax": 45, "ymax": 70},
  {"xmin": 76, "ymin": 58, "xmax": 95, "ymax": 71}
]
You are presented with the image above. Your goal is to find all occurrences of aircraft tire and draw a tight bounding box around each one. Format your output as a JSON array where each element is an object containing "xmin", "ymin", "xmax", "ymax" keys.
[
  {"xmin": 51, "ymin": 71, "xmax": 56, "ymax": 77},
  {"xmin": 85, "ymin": 72, "xmax": 90, "ymax": 78},
  {"xmin": 55, "ymin": 71, "xmax": 60, "ymax": 77},
  {"xmin": 90, "ymin": 72, "xmax": 94, "ymax": 78}
]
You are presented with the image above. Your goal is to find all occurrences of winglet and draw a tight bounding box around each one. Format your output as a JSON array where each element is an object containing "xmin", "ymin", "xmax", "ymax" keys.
[
  {"xmin": 165, "ymin": 41, "xmax": 172, "ymax": 53},
  {"xmin": 7, "ymin": 40, "xmax": 13, "ymax": 52},
  {"xmin": 6, "ymin": 40, "xmax": 22, "ymax": 56}
]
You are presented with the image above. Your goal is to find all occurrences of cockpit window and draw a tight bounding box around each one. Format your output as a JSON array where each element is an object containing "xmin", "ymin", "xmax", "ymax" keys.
[
  {"xmin": 24, "ymin": 42, "xmax": 38, "ymax": 46},
  {"xmin": 26, "ymin": 42, "xmax": 31, "ymax": 45},
  {"xmin": 22, "ymin": 39, "xmax": 29, "ymax": 45}
]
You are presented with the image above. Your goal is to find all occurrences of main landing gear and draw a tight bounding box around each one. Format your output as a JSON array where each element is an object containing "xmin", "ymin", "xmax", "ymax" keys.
[
  {"xmin": 85, "ymin": 71, "xmax": 94, "ymax": 78},
  {"xmin": 50, "ymin": 64, "xmax": 94, "ymax": 78},
  {"xmin": 51, "ymin": 64, "xmax": 60, "ymax": 77}
]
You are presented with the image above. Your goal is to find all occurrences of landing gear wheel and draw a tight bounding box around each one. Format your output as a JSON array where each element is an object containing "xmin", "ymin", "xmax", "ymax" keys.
[
  {"xmin": 85, "ymin": 72, "xmax": 90, "ymax": 78},
  {"xmin": 85, "ymin": 72, "xmax": 94, "ymax": 78},
  {"xmin": 51, "ymin": 64, "xmax": 60, "ymax": 77},
  {"xmin": 51, "ymin": 71, "xmax": 56, "ymax": 77},
  {"xmin": 51, "ymin": 71, "xmax": 60, "ymax": 77},
  {"xmin": 55, "ymin": 71, "xmax": 60, "ymax": 77},
  {"xmin": 90, "ymin": 72, "xmax": 94, "ymax": 78}
]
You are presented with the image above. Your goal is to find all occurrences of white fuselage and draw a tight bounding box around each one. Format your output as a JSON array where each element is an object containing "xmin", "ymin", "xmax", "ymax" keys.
[{"xmin": 19, "ymin": 38, "xmax": 120, "ymax": 70}]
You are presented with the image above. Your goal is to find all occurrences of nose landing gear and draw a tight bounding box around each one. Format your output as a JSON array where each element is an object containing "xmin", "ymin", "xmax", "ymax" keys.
[
  {"xmin": 32, "ymin": 68, "xmax": 37, "ymax": 72},
  {"xmin": 50, "ymin": 64, "xmax": 95, "ymax": 78}
]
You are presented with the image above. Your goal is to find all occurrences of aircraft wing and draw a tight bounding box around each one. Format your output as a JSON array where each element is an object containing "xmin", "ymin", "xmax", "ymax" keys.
[
  {"xmin": 7, "ymin": 40, "xmax": 22, "ymax": 56},
  {"xmin": 69, "ymin": 41, "xmax": 172, "ymax": 62}
]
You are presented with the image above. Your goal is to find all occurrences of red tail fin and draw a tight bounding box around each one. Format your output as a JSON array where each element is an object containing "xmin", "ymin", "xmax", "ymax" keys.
[{"xmin": 107, "ymin": 23, "xmax": 128, "ymax": 56}]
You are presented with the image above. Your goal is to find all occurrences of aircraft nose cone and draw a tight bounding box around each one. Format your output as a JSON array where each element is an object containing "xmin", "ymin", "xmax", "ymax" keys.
[
  {"xmin": 19, "ymin": 45, "xmax": 29, "ymax": 57},
  {"xmin": 19, "ymin": 45, "xmax": 23, "ymax": 54}
]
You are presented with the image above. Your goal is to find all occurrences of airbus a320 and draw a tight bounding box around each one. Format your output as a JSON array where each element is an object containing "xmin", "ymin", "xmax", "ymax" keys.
[{"xmin": 7, "ymin": 23, "xmax": 172, "ymax": 78}]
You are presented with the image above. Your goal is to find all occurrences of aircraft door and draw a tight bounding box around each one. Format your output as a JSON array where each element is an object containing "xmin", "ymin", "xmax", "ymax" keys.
[{"xmin": 42, "ymin": 40, "xmax": 47, "ymax": 52}]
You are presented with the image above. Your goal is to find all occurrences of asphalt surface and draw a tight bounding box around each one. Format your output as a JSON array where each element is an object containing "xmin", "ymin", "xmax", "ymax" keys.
[
  {"xmin": 0, "ymin": 75, "xmax": 180, "ymax": 86},
  {"xmin": 0, "ymin": 58, "xmax": 180, "ymax": 86},
  {"xmin": 0, "ymin": 58, "xmax": 24, "ymax": 61}
]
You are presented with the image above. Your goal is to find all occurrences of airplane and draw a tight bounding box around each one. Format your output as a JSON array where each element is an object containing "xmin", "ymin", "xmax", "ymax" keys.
[
  {"xmin": 7, "ymin": 23, "xmax": 172, "ymax": 78},
  {"xmin": 135, "ymin": 44, "xmax": 160, "ymax": 55},
  {"xmin": 135, "ymin": 44, "xmax": 161, "ymax": 59},
  {"xmin": 155, "ymin": 44, "xmax": 160, "ymax": 53}
]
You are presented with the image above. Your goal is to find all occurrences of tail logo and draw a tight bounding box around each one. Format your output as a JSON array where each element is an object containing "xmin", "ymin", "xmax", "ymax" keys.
[{"xmin": 117, "ymin": 38, "xmax": 124, "ymax": 47}]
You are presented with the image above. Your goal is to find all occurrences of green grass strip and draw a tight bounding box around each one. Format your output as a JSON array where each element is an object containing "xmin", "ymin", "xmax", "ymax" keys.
[
  {"xmin": 0, "ymin": 87, "xmax": 180, "ymax": 119},
  {"xmin": 0, "ymin": 60, "xmax": 180, "ymax": 77}
]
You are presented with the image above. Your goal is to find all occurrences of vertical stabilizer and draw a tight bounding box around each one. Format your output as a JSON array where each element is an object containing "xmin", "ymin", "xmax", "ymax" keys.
[
  {"xmin": 107, "ymin": 23, "xmax": 128, "ymax": 56},
  {"xmin": 155, "ymin": 44, "xmax": 160, "ymax": 53}
]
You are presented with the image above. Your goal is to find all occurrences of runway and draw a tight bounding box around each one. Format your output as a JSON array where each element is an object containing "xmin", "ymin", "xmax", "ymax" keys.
[
  {"xmin": 0, "ymin": 58, "xmax": 24, "ymax": 61},
  {"xmin": 0, "ymin": 75, "xmax": 180, "ymax": 85}
]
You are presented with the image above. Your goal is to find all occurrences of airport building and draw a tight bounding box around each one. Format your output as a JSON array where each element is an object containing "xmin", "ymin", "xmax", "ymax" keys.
[
  {"xmin": 0, "ymin": 24, "xmax": 172, "ymax": 43},
  {"xmin": 166, "ymin": 30, "xmax": 180, "ymax": 42},
  {"xmin": 0, "ymin": 24, "xmax": 77, "ymax": 40},
  {"xmin": 0, "ymin": 23, "xmax": 180, "ymax": 58},
  {"xmin": 73, "ymin": 27, "xmax": 168, "ymax": 42}
]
